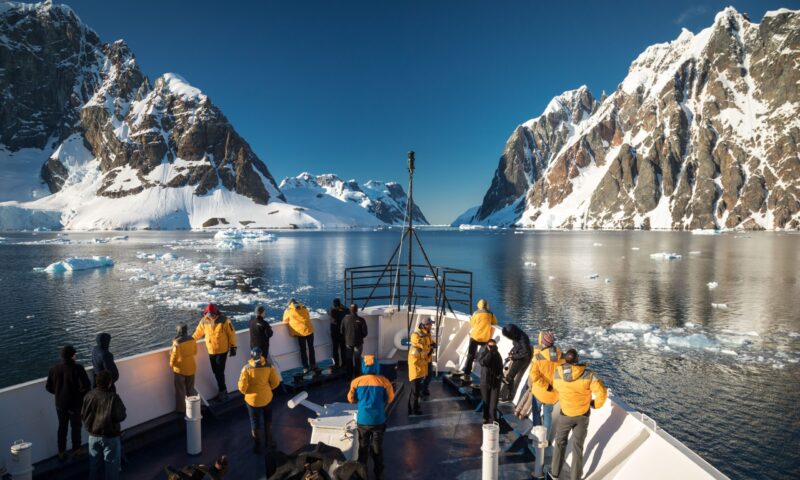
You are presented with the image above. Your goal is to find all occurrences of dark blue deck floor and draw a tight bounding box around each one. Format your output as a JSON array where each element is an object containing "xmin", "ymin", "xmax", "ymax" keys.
[{"xmin": 117, "ymin": 367, "xmax": 535, "ymax": 479}]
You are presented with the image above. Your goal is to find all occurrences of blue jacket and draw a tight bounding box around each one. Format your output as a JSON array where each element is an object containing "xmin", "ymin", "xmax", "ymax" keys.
[{"xmin": 347, "ymin": 356, "xmax": 395, "ymax": 426}]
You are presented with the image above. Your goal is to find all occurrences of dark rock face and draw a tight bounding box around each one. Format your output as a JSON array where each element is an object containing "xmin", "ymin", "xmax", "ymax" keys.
[
  {"xmin": 1, "ymin": 2, "xmax": 284, "ymax": 205},
  {"xmin": 470, "ymin": 8, "xmax": 800, "ymax": 230}
]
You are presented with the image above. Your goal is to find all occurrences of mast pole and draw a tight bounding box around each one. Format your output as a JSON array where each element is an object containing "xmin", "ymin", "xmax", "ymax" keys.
[{"xmin": 407, "ymin": 151, "xmax": 414, "ymax": 311}]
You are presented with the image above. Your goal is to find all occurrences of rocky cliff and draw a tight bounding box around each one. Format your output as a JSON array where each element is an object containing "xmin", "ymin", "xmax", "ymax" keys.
[{"xmin": 460, "ymin": 7, "xmax": 800, "ymax": 230}]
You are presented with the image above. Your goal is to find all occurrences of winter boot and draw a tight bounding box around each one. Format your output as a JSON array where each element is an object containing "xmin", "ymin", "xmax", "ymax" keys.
[{"xmin": 251, "ymin": 429, "xmax": 263, "ymax": 454}]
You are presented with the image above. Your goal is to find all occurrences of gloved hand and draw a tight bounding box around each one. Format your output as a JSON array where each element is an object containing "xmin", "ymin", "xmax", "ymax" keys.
[
  {"xmin": 590, "ymin": 399, "xmax": 596, "ymax": 409},
  {"xmin": 547, "ymin": 384, "xmax": 553, "ymax": 392},
  {"xmin": 431, "ymin": 342, "xmax": 437, "ymax": 349},
  {"xmin": 229, "ymin": 347, "xmax": 237, "ymax": 357}
]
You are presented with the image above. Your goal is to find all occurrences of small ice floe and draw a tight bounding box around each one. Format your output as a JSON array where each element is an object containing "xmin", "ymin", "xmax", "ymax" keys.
[
  {"xmin": 642, "ymin": 332, "xmax": 664, "ymax": 346},
  {"xmin": 691, "ymin": 229, "xmax": 720, "ymax": 235},
  {"xmin": 160, "ymin": 253, "xmax": 178, "ymax": 261},
  {"xmin": 788, "ymin": 332, "xmax": 800, "ymax": 338},
  {"xmin": 548, "ymin": 276, "xmax": 556, "ymax": 280},
  {"xmin": 667, "ymin": 333, "xmax": 718, "ymax": 349},
  {"xmin": 36, "ymin": 256, "xmax": 114, "ymax": 273},
  {"xmin": 296, "ymin": 285, "xmax": 313, "ymax": 292},
  {"xmin": 25, "ymin": 315, "xmax": 35, "ymax": 319},
  {"xmin": 111, "ymin": 235, "xmax": 129, "ymax": 241},
  {"xmin": 593, "ymin": 242, "xmax": 603, "ymax": 247},
  {"xmin": 195, "ymin": 262, "xmax": 212, "ymax": 271},
  {"xmin": 92, "ymin": 238, "xmax": 110, "ymax": 244},
  {"xmin": 711, "ymin": 303, "xmax": 728, "ymax": 309},
  {"xmin": 589, "ymin": 349, "xmax": 603, "ymax": 359},
  {"xmin": 524, "ymin": 261, "xmax": 536, "ymax": 267},
  {"xmin": 772, "ymin": 363, "xmax": 785, "ymax": 370},
  {"xmin": 631, "ymin": 247, "xmax": 640, "ymax": 251},
  {"xmin": 604, "ymin": 278, "xmax": 612, "ymax": 283},
  {"xmin": 136, "ymin": 252, "xmax": 158, "ymax": 260},
  {"xmin": 216, "ymin": 239, "xmax": 244, "ymax": 250},
  {"xmin": 587, "ymin": 273, "xmax": 599, "ymax": 279},
  {"xmin": 611, "ymin": 321, "xmax": 654, "ymax": 332},
  {"xmin": 514, "ymin": 231, "xmax": 524, "ymax": 235},
  {"xmin": 214, "ymin": 229, "xmax": 276, "ymax": 244},
  {"xmin": 689, "ymin": 251, "xmax": 701, "ymax": 255},
  {"xmin": 707, "ymin": 281, "xmax": 718, "ymax": 290},
  {"xmin": 721, "ymin": 329, "xmax": 758, "ymax": 337},
  {"xmin": 74, "ymin": 310, "xmax": 87, "ymax": 316},
  {"xmin": 650, "ymin": 252, "xmax": 682, "ymax": 260}
]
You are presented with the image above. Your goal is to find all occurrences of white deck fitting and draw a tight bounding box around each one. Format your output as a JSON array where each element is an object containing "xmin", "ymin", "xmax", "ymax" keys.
[{"xmin": 0, "ymin": 307, "xmax": 728, "ymax": 478}]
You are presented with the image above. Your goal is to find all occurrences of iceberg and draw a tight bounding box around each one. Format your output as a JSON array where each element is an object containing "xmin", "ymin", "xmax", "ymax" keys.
[
  {"xmin": 216, "ymin": 239, "xmax": 244, "ymax": 250},
  {"xmin": 213, "ymin": 229, "xmax": 277, "ymax": 243},
  {"xmin": 37, "ymin": 256, "xmax": 114, "ymax": 273}
]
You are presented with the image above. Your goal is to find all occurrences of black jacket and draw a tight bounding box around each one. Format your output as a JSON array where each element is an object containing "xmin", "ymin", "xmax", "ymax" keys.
[
  {"xmin": 249, "ymin": 316, "xmax": 273, "ymax": 353},
  {"xmin": 341, "ymin": 314, "xmax": 368, "ymax": 347},
  {"xmin": 46, "ymin": 358, "xmax": 91, "ymax": 410},
  {"xmin": 81, "ymin": 386, "xmax": 127, "ymax": 437},
  {"xmin": 91, "ymin": 333, "xmax": 119, "ymax": 389},
  {"xmin": 329, "ymin": 306, "xmax": 347, "ymax": 329},
  {"xmin": 478, "ymin": 345, "xmax": 504, "ymax": 388},
  {"xmin": 501, "ymin": 324, "xmax": 532, "ymax": 361}
]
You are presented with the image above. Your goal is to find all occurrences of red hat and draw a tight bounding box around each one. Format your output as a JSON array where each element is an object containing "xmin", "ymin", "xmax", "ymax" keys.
[{"xmin": 204, "ymin": 303, "xmax": 219, "ymax": 315}]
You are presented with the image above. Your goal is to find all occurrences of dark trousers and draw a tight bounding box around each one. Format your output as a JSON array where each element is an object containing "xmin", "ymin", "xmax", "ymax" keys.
[
  {"xmin": 345, "ymin": 345, "xmax": 363, "ymax": 379},
  {"xmin": 246, "ymin": 403, "xmax": 273, "ymax": 430},
  {"xmin": 501, "ymin": 355, "xmax": 531, "ymax": 401},
  {"xmin": 551, "ymin": 411, "xmax": 590, "ymax": 480},
  {"xmin": 422, "ymin": 362, "xmax": 433, "ymax": 393},
  {"xmin": 463, "ymin": 338, "xmax": 486, "ymax": 377},
  {"xmin": 331, "ymin": 325, "xmax": 346, "ymax": 368},
  {"xmin": 408, "ymin": 378, "xmax": 423, "ymax": 412},
  {"xmin": 209, "ymin": 352, "xmax": 228, "ymax": 393},
  {"xmin": 297, "ymin": 334, "xmax": 316, "ymax": 369},
  {"xmin": 480, "ymin": 382, "xmax": 500, "ymax": 423},
  {"xmin": 56, "ymin": 407, "xmax": 82, "ymax": 453},
  {"xmin": 357, "ymin": 424, "xmax": 386, "ymax": 479},
  {"xmin": 174, "ymin": 373, "xmax": 196, "ymax": 413}
]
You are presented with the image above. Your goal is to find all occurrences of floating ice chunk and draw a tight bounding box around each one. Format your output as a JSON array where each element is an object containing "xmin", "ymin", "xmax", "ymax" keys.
[
  {"xmin": 611, "ymin": 321, "xmax": 654, "ymax": 332},
  {"xmin": 514, "ymin": 231, "xmax": 524, "ymax": 235},
  {"xmin": 692, "ymin": 229, "xmax": 720, "ymax": 235},
  {"xmin": 650, "ymin": 252, "xmax": 682, "ymax": 260},
  {"xmin": 643, "ymin": 332, "xmax": 664, "ymax": 346},
  {"xmin": 195, "ymin": 262, "xmax": 211, "ymax": 271},
  {"xmin": 38, "ymin": 256, "xmax": 114, "ymax": 273},
  {"xmin": 214, "ymin": 229, "xmax": 276, "ymax": 244},
  {"xmin": 74, "ymin": 310, "xmax": 87, "ymax": 316},
  {"xmin": 720, "ymin": 329, "xmax": 758, "ymax": 337},
  {"xmin": 524, "ymin": 261, "xmax": 536, "ymax": 267},
  {"xmin": 111, "ymin": 235, "xmax": 129, "ymax": 241},
  {"xmin": 160, "ymin": 253, "xmax": 178, "ymax": 261},
  {"xmin": 296, "ymin": 285, "xmax": 313, "ymax": 292},
  {"xmin": 609, "ymin": 332, "xmax": 636, "ymax": 342},
  {"xmin": 25, "ymin": 315, "xmax": 34, "ymax": 319},
  {"xmin": 232, "ymin": 314, "xmax": 251, "ymax": 322},
  {"xmin": 587, "ymin": 273, "xmax": 599, "ymax": 279},
  {"xmin": 584, "ymin": 326, "xmax": 606, "ymax": 336},
  {"xmin": 136, "ymin": 252, "xmax": 157, "ymax": 260},
  {"xmin": 667, "ymin": 334, "xmax": 718, "ymax": 349},
  {"xmin": 689, "ymin": 251, "xmax": 701, "ymax": 255},
  {"xmin": 772, "ymin": 363, "xmax": 785, "ymax": 369},
  {"xmin": 631, "ymin": 247, "xmax": 640, "ymax": 251},
  {"xmin": 711, "ymin": 303, "xmax": 728, "ymax": 309},
  {"xmin": 685, "ymin": 322, "xmax": 696, "ymax": 329},
  {"xmin": 788, "ymin": 332, "xmax": 800, "ymax": 338},
  {"xmin": 593, "ymin": 243, "xmax": 603, "ymax": 247},
  {"xmin": 720, "ymin": 349, "xmax": 738, "ymax": 356},
  {"xmin": 548, "ymin": 276, "xmax": 556, "ymax": 280},
  {"xmin": 604, "ymin": 278, "xmax": 612, "ymax": 283},
  {"xmin": 707, "ymin": 281, "xmax": 718, "ymax": 290},
  {"xmin": 92, "ymin": 238, "xmax": 110, "ymax": 244},
  {"xmin": 216, "ymin": 239, "xmax": 243, "ymax": 250},
  {"xmin": 589, "ymin": 349, "xmax": 603, "ymax": 359}
]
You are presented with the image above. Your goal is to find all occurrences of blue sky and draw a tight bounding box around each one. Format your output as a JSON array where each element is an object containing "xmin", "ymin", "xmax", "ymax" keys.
[{"xmin": 53, "ymin": 0, "xmax": 796, "ymax": 223}]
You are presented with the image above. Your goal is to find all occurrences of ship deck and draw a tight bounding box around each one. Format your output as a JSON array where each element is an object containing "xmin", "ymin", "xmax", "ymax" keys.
[{"xmin": 115, "ymin": 365, "xmax": 533, "ymax": 480}]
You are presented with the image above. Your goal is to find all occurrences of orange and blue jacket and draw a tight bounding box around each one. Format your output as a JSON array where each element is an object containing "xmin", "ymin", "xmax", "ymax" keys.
[{"xmin": 347, "ymin": 356, "xmax": 395, "ymax": 426}]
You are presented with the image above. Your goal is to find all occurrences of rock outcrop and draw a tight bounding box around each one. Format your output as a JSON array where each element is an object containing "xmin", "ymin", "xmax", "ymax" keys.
[{"xmin": 461, "ymin": 7, "xmax": 800, "ymax": 230}]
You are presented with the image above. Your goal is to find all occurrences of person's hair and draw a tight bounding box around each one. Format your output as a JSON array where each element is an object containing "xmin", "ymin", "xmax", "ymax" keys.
[
  {"xmin": 350, "ymin": 303, "xmax": 358, "ymax": 314},
  {"xmin": 96, "ymin": 370, "xmax": 113, "ymax": 389},
  {"xmin": 176, "ymin": 322, "xmax": 188, "ymax": 337},
  {"xmin": 333, "ymin": 298, "xmax": 342, "ymax": 307},
  {"xmin": 564, "ymin": 349, "xmax": 578, "ymax": 364},
  {"xmin": 61, "ymin": 344, "xmax": 76, "ymax": 361},
  {"xmin": 256, "ymin": 306, "xmax": 265, "ymax": 315},
  {"xmin": 288, "ymin": 298, "xmax": 297, "ymax": 306},
  {"xmin": 487, "ymin": 338, "xmax": 497, "ymax": 346}
]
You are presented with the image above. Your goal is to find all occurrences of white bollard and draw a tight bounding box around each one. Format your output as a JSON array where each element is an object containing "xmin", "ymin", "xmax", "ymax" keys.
[
  {"xmin": 530, "ymin": 425, "xmax": 548, "ymax": 479},
  {"xmin": 481, "ymin": 422, "xmax": 500, "ymax": 480},
  {"xmin": 8, "ymin": 440, "xmax": 33, "ymax": 480},
  {"xmin": 185, "ymin": 396, "xmax": 202, "ymax": 455}
]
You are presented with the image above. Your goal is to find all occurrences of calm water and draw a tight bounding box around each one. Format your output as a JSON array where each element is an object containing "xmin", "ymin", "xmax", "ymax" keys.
[{"xmin": 0, "ymin": 230, "xmax": 798, "ymax": 478}]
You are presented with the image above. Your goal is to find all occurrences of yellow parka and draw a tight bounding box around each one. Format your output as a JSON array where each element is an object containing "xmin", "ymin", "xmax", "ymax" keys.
[
  {"xmin": 283, "ymin": 303, "xmax": 314, "ymax": 337},
  {"xmin": 528, "ymin": 333, "xmax": 564, "ymax": 404},
  {"xmin": 408, "ymin": 326, "xmax": 432, "ymax": 381},
  {"xmin": 552, "ymin": 363, "xmax": 608, "ymax": 417},
  {"xmin": 170, "ymin": 337, "xmax": 197, "ymax": 376},
  {"xmin": 192, "ymin": 315, "xmax": 237, "ymax": 355},
  {"xmin": 469, "ymin": 299, "xmax": 497, "ymax": 343},
  {"xmin": 237, "ymin": 357, "xmax": 281, "ymax": 408}
]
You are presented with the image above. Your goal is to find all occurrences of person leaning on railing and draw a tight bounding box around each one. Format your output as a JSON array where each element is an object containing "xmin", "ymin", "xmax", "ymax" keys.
[
  {"xmin": 192, "ymin": 303, "xmax": 237, "ymax": 402},
  {"xmin": 462, "ymin": 299, "xmax": 497, "ymax": 385},
  {"xmin": 283, "ymin": 299, "xmax": 316, "ymax": 373},
  {"xmin": 170, "ymin": 322, "xmax": 198, "ymax": 413}
]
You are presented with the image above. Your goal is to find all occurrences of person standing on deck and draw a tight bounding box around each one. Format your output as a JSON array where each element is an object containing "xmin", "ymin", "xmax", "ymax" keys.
[
  {"xmin": 500, "ymin": 324, "xmax": 532, "ymax": 402},
  {"xmin": 328, "ymin": 298, "xmax": 348, "ymax": 370},
  {"xmin": 238, "ymin": 347, "xmax": 281, "ymax": 453},
  {"xmin": 549, "ymin": 349, "xmax": 607, "ymax": 480},
  {"xmin": 462, "ymin": 299, "xmax": 497, "ymax": 385},
  {"xmin": 421, "ymin": 317, "xmax": 437, "ymax": 397},
  {"xmin": 341, "ymin": 303, "xmax": 368, "ymax": 379},
  {"xmin": 347, "ymin": 355, "xmax": 395, "ymax": 480},
  {"xmin": 477, "ymin": 338, "xmax": 503, "ymax": 424},
  {"xmin": 46, "ymin": 344, "xmax": 91, "ymax": 461},
  {"xmin": 82, "ymin": 370, "xmax": 127, "ymax": 480},
  {"xmin": 193, "ymin": 303, "xmax": 237, "ymax": 402},
  {"xmin": 407, "ymin": 318, "xmax": 433, "ymax": 415},
  {"xmin": 249, "ymin": 305, "xmax": 273, "ymax": 359},
  {"xmin": 529, "ymin": 332, "xmax": 563, "ymax": 436},
  {"xmin": 283, "ymin": 299, "xmax": 316, "ymax": 373},
  {"xmin": 91, "ymin": 333, "xmax": 119, "ymax": 392},
  {"xmin": 170, "ymin": 322, "xmax": 197, "ymax": 413}
]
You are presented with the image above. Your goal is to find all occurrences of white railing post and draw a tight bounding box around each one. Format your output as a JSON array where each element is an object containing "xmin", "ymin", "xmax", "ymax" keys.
[
  {"xmin": 530, "ymin": 425, "xmax": 548, "ymax": 478},
  {"xmin": 8, "ymin": 440, "xmax": 33, "ymax": 480},
  {"xmin": 185, "ymin": 396, "xmax": 202, "ymax": 455},
  {"xmin": 481, "ymin": 422, "xmax": 499, "ymax": 480}
]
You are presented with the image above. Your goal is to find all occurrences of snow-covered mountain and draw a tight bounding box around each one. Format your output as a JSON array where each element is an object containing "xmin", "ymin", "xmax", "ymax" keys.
[
  {"xmin": 457, "ymin": 7, "xmax": 800, "ymax": 230},
  {"xmin": 280, "ymin": 173, "xmax": 428, "ymax": 226},
  {"xmin": 0, "ymin": 1, "xmax": 426, "ymax": 230}
]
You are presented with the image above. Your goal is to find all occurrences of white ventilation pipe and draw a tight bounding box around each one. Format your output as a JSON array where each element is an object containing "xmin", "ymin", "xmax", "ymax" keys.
[
  {"xmin": 481, "ymin": 422, "xmax": 500, "ymax": 480},
  {"xmin": 8, "ymin": 440, "xmax": 33, "ymax": 480},
  {"xmin": 185, "ymin": 396, "xmax": 202, "ymax": 455},
  {"xmin": 287, "ymin": 391, "xmax": 324, "ymax": 416},
  {"xmin": 530, "ymin": 425, "xmax": 548, "ymax": 479}
]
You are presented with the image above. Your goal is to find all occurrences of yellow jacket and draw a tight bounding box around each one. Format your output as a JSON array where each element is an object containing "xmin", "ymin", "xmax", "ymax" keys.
[
  {"xmin": 170, "ymin": 337, "xmax": 197, "ymax": 376},
  {"xmin": 193, "ymin": 315, "xmax": 237, "ymax": 355},
  {"xmin": 470, "ymin": 299, "xmax": 497, "ymax": 342},
  {"xmin": 529, "ymin": 333, "xmax": 564, "ymax": 404},
  {"xmin": 283, "ymin": 304, "xmax": 314, "ymax": 337},
  {"xmin": 408, "ymin": 327, "xmax": 432, "ymax": 381},
  {"xmin": 237, "ymin": 357, "xmax": 281, "ymax": 408},
  {"xmin": 553, "ymin": 363, "xmax": 608, "ymax": 417}
]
